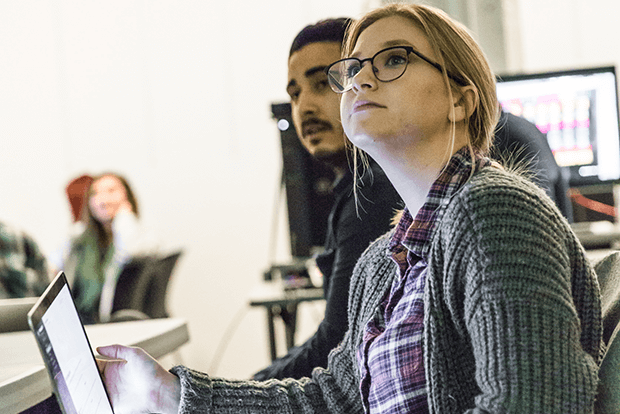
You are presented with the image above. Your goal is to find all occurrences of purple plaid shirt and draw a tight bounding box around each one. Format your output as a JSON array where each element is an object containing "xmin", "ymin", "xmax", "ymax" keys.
[{"xmin": 358, "ymin": 148, "xmax": 490, "ymax": 413}]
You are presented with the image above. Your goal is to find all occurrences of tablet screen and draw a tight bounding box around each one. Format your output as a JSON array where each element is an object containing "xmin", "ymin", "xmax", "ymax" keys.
[{"xmin": 30, "ymin": 273, "xmax": 114, "ymax": 414}]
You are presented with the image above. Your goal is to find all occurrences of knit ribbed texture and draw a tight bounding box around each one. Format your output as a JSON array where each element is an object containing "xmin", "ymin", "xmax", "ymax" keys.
[
  {"xmin": 425, "ymin": 168, "xmax": 601, "ymax": 413},
  {"xmin": 171, "ymin": 166, "xmax": 602, "ymax": 413}
]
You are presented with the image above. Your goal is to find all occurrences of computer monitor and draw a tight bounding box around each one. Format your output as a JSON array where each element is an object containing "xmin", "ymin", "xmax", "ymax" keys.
[
  {"xmin": 496, "ymin": 66, "xmax": 620, "ymax": 187},
  {"xmin": 271, "ymin": 102, "xmax": 335, "ymax": 258}
]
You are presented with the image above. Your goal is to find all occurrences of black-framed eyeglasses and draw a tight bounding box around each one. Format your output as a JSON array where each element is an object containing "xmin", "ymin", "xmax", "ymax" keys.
[{"xmin": 325, "ymin": 45, "xmax": 466, "ymax": 93}]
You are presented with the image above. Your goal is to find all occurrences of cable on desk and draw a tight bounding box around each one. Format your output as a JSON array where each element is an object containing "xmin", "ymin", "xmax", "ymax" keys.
[
  {"xmin": 569, "ymin": 188, "xmax": 617, "ymax": 218},
  {"xmin": 208, "ymin": 305, "xmax": 250, "ymax": 375}
]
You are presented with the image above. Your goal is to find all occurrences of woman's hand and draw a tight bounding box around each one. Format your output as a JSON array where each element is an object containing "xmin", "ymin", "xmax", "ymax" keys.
[
  {"xmin": 116, "ymin": 199, "xmax": 134, "ymax": 216},
  {"xmin": 97, "ymin": 344, "xmax": 181, "ymax": 414}
]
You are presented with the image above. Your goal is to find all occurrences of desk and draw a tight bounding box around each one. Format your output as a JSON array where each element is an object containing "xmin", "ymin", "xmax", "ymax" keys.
[
  {"xmin": 248, "ymin": 283, "xmax": 324, "ymax": 361},
  {"xmin": 0, "ymin": 317, "xmax": 189, "ymax": 414}
]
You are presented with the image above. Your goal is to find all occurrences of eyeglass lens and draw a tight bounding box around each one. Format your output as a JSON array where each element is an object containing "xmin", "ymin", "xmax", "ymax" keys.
[{"xmin": 328, "ymin": 47, "xmax": 410, "ymax": 92}]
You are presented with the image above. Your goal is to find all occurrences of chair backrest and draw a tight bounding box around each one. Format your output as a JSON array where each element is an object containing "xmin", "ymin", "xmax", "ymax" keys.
[
  {"xmin": 595, "ymin": 322, "xmax": 620, "ymax": 413},
  {"xmin": 142, "ymin": 251, "xmax": 182, "ymax": 319},
  {"xmin": 593, "ymin": 251, "xmax": 620, "ymax": 414},
  {"xmin": 593, "ymin": 251, "xmax": 620, "ymax": 345},
  {"xmin": 111, "ymin": 255, "xmax": 157, "ymax": 315},
  {"xmin": 111, "ymin": 251, "xmax": 182, "ymax": 319}
]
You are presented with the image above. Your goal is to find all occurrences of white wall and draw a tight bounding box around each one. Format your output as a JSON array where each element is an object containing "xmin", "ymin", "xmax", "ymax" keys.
[
  {"xmin": 422, "ymin": 0, "xmax": 620, "ymax": 76},
  {"xmin": 0, "ymin": 0, "xmax": 376, "ymax": 379},
  {"xmin": 503, "ymin": 0, "xmax": 620, "ymax": 75}
]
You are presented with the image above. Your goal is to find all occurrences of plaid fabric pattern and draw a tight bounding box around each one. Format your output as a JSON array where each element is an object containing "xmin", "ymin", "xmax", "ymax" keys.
[
  {"xmin": 0, "ymin": 222, "xmax": 49, "ymax": 298},
  {"xmin": 358, "ymin": 147, "xmax": 490, "ymax": 413}
]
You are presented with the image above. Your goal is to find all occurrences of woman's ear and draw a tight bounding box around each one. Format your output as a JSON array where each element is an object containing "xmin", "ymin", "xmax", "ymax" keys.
[{"xmin": 448, "ymin": 85, "xmax": 479, "ymax": 123}]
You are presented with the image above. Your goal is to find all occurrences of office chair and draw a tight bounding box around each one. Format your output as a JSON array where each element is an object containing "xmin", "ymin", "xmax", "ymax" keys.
[
  {"xmin": 110, "ymin": 255, "xmax": 157, "ymax": 320},
  {"xmin": 110, "ymin": 251, "xmax": 182, "ymax": 321},
  {"xmin": 593, "ymin": 251, "xmax": 620, "ymax": 413},
  {"xmin": 595, "ymin": 322, "xmax": 620, "ymax": 413},
  {"xmin": 593, "ymin": 251, "xmax": 620, "ymax": 346},
  {"xmin": 143, "ymin": 251, "xmax": 182, "ymax": 319}
]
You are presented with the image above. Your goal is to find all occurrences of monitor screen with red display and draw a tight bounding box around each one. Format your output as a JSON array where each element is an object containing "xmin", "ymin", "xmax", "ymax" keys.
[{"xmin": 496, "ymin": 66, "xmax": 620, "ymax": 186}]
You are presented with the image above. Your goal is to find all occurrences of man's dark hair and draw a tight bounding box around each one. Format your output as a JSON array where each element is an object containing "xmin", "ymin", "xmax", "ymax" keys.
[{"xmin": 289, "ymin": 17, "xmax": 352, "ymax": 57}]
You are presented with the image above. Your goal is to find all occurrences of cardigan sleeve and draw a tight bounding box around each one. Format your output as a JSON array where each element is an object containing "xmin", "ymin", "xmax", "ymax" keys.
[
  {"xmin": 429, "ymin": 170, "xmax": 602, "ymax": 413},
  {"xmin": 170, "ymin": 367, "xmax": 345, "ymax": 414},
  {"xmin": 169, "ymin": 321, "xmax": 365, "ymax": 414},
  {"xmin": 168, "ymin": 239, "xmax": 380, "ymax": 414},
  {"xmin": 166, "ymin": 231, "xmax": 401, "ymax": 414}
]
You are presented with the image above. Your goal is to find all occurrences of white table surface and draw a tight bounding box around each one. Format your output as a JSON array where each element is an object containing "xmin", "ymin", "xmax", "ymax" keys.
[{"xmin": 0, "ymin": 317, "xmax": 189, "ymax": 414}]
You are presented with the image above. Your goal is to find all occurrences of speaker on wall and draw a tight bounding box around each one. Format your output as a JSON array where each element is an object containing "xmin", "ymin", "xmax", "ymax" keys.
[{"xmin": 271, "ymin": 102, "xmax": 335, "ymax": 258}]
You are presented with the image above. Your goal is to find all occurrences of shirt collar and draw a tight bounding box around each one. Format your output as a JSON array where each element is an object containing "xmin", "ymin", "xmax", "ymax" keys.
[{"xmin": 389, "ymin": 146, "xmax": 491, "ymax": 258}]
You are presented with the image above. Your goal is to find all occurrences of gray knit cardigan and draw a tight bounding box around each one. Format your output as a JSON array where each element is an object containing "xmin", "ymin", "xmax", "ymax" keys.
[{"xmin": 171, "ymin": 166, "xmax": 602, "ymax": 413}]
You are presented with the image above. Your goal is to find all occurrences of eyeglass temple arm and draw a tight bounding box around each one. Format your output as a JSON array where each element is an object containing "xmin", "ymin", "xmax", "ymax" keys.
[{"xmin": 407, "ymin": 47, "xmax": 467, "ymax": 86}]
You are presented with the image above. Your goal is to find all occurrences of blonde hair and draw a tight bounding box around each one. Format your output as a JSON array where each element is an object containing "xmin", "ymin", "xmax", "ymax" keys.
[{"xmin": 343, "ymin": 3, "xmax": 500, "ymax": 179}]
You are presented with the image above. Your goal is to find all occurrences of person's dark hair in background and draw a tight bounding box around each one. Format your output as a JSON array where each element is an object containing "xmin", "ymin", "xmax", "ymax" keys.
[
  {"xmin": 253, "ymin": 17, "xmax": 402, "ymax": 380},
  {"xmin": 288, "ymin": 17, "xmax": 352, "ymax": 56},
  {"xmin": 492, "ymin": 111, "xmax": 573, "ymax": 222}
]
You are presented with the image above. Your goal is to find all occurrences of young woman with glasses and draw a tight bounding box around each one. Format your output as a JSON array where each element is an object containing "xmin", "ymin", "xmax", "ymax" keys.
[{"xmin": 98, "ymin": 4, "xmax": 602, "ymax": 413}]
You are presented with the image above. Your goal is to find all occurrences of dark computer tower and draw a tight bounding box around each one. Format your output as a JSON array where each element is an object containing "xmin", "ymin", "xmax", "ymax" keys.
[{"xmin": 271, "ymin": 102, "xmax": 335, "ymax": 258}]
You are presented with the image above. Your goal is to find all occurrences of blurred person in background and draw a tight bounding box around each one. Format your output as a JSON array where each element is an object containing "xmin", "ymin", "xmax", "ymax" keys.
[
  {"xmin": 51, "ymin": 172, "xmax": 152, "ymax": 324},
  {"xmin": 0, "ymin": 221, "xmax": 49, "ymax": 298}
]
